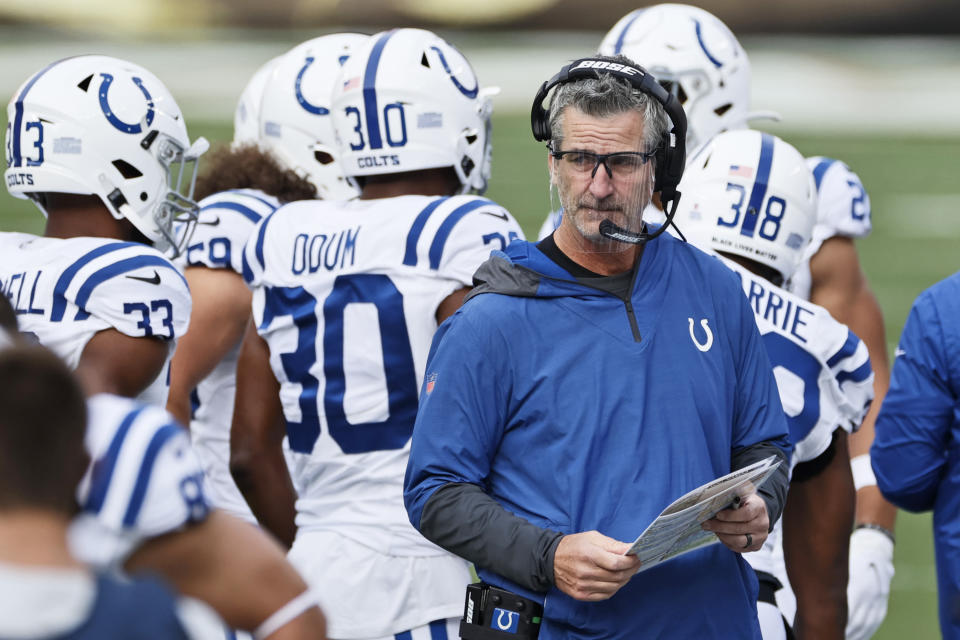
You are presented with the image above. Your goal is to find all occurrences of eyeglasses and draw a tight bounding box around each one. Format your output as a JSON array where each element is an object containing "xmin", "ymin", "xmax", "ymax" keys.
[{"xmin": 550, "ymin": 148, "xmax": 657, "ymax": 179}]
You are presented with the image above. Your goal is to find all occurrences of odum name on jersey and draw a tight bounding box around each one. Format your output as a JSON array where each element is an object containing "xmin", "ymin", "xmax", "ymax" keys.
[{"xmin": 291, "ymin": 226, "xmax": 361, "ymax": 275}]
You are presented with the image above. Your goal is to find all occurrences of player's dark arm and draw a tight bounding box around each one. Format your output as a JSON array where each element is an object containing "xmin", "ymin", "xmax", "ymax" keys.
[
  {"xmin": 230, "ymin": 319, "xmax": 297, "ymax": 548},
  {"xmin": 808, "ymin": 236, "xmax": 895, "ymax": 532},
  {"xmin": 167, "ymin": 267, "xmax": 252, "ymax": 425},
  {"xmin": 76, "ymin": 329, "xmax": 169, "ymax": 398},
  {"xmin": 783, "ymin": 429, "xmax": 854, "ymax": 640},
  {"xmin": 436, "ymin": 286, "xmax": 470, "ymax": 324},
  {"xmin": 0, "ymin": 293, "xmax": 17, "ymax": 332},
  {"xmin": 125, "ymin": 510, "xmax": 326, "ymax": 639}
]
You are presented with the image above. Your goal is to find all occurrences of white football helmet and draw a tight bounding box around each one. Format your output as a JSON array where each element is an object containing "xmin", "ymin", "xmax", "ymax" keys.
[
  {"xmin": 256, "ymin": 34, "xmax": 369, "ymax": 200},
  {"xmin": 4, "ymin": 55, "xmax": 207, "ymax": 256},
  {"xmin": 673, "ymin": 129, "xmax": 817, "ymax": 282},
  {"xmin": 599, "ymin": 4, "xmax": 750, "ymax": 157},
  {"xmin": 233, "ymin": 55, "xmax": 281, "ymax": 147},
  {"xmin": 331, "ymin": 28, "xmax": 494, "ymax": 195}
]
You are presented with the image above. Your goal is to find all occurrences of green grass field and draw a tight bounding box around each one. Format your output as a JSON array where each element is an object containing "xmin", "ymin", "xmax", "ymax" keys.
[{"xmin": 1, "ymin": 113, "xmax": 951, "ymax": 638}]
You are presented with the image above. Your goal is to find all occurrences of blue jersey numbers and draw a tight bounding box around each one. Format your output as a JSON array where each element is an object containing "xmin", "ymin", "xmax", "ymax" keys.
[
  {"xmin": 482, "ymin": 231, "xmax": 521, "ymax": 251},
  {"xmin": 762, "ymin": 332, "xmax": 821, "ymax": 443},
  {"xmin": 261, "ymin": 274, "xmax": 418, "ymax": 455},
  {"xmin": 847, "ymin": 178, "xmax": 868, "ymax": 222},
  {"xmin": 323, "ymin": 274, "xmax": 418, "ymax": 453},
  {"xmin": 123, "ymin": 299, "xmax": 174, "ymax": 338}
]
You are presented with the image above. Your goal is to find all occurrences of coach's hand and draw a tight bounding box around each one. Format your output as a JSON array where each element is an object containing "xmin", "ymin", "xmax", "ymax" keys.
[
  {"xmin": 701, "ymin": 492, "xmax": 769, "ymax": 553},
  {"xmin": 553, "ymin": 531, "xmax": 641, "ymax": 601}
]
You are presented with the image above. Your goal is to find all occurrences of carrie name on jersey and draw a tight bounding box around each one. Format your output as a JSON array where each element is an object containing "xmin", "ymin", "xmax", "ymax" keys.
[
  {"xmin": 70, "ymin": 393, "xmax": 209, "ymax": 569},
  {"xmin": 0, "ymin": 233, "xmax": 191, "ymax": 403},
  {"xmin": 722, "ymin": 255, "xmax": 873, "ymax": 464},
  {"xmin": 241, "ymin": 194, "xmax": 522, "ymax": 553}
]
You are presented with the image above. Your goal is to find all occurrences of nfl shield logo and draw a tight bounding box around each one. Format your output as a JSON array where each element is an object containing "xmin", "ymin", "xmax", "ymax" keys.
[{"xmin": 425, "ymin": 373, "xmax": 437, "ymax": 394}]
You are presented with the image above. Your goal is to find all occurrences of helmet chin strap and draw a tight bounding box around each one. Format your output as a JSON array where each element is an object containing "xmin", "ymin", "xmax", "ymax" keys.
[{"xmin": 599, "ymin": 192, "xmax": 684, "ymax": 244}]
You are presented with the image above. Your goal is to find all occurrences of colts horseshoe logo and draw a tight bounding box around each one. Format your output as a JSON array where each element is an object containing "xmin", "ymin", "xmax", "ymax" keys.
[
  {"xmin": 429, "ymin": 46, "xmax": 478, "ymax": 99},
  {"xmin": 688, "ymin": 317, "xmax": 714, "ymax": 352},
  {"xmin": 295, "ymin": 57, "xmax": 330, "ymax": 115},
  {"xmin": 99, "ymin": 74, "xmax": 155, "ymax": 134},
  {"xmin": 496, "ymin": 610, "xmax": 516, "ymax": 631}
]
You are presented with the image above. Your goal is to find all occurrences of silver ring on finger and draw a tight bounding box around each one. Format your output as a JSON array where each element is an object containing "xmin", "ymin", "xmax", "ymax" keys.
[{"xmin": 742, "ymin": 533, "xmax": 752, "ymax": 550}]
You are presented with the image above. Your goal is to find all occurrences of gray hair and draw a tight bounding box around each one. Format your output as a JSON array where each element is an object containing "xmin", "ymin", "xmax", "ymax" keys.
[{"xmin": 548, "ymin": 55, "xmax": 669, "ymax": 152}]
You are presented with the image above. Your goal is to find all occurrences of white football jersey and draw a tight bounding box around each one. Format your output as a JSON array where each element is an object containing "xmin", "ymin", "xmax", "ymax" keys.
[
  {"xmin": 0, "ymin": 233, "xmax": 191, "ymax": 406},
  {"xmin": 242, "ymin": 194, "xmax": 522, "ymax": 637},
  {"xmin": 720, "ymin": 256, "xmax": 873, "ymax": 576},
  {"xmin": 69, "ymin": 393, "xmax": 210, "ymax": 568},
  {"xmin": 173, "ymin": 189, "xmax": 280, "ymax": 522},
  {"xmin": 788, "ymin": 157, "xmax": 872, "ymax": 300}
]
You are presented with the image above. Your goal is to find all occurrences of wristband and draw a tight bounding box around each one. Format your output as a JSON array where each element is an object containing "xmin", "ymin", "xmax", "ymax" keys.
[
  {"xmin": 253, "ymin": 589, "xmax": 319, "ymax": 640},
  {"xmin": 851, "ymin": 454, "xmax": 877, "ymax": 491},
  {"xmin": 854, "ymin": 522, "xmax": 895, "ymax": 545}
]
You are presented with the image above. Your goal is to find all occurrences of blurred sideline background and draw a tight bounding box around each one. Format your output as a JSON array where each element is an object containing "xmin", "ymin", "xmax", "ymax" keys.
[{"xmin": 1, "ymin": 2, "xmax": 957, "ymax": 637}]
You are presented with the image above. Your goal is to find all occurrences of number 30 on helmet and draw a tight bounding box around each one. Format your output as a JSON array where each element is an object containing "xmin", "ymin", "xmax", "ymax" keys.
[{"xmin": 331, "ymin": 28, "xmax": 494, "ymax": 195}]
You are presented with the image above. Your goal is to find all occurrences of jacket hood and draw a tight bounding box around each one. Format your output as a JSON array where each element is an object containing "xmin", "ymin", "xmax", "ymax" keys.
[{"xmin": 466, "ymin": 236, "xmax": 667, "ymax": 303}]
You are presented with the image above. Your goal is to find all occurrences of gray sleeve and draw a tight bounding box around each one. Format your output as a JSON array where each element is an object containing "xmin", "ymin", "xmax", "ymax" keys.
[
  {"xmin": 732, "ymin": 442, "xmax": 790, "ymax": 532},
  {"xmin": 419, "ymin": 482, "xmax": 564, "ymax": 593}
]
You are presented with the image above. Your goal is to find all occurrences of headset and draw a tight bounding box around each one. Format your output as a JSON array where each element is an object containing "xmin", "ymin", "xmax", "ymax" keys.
[{"xmin": 531, "ymin": 57, "xmax": 687, "ymax": 243}]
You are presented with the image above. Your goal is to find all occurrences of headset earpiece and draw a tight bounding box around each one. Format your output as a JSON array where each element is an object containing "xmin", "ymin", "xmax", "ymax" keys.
[{"xmin": 530, "ymin": 80, "xmax": 551, "ymax": 142}]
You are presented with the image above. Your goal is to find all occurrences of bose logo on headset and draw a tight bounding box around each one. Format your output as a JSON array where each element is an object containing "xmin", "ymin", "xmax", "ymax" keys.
[{"xmin": 571, "ymin": 60, "xmax": 640, "ymax": 75}]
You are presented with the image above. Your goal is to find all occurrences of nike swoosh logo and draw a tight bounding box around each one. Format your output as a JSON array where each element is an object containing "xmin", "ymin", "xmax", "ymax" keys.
[
  {"xmin": 197, "ymin": 216, "xmax": 220, "ymax": 226},
  {"xmin": 480, "ymin": 210, "xmax": 508, "ymax": 221},
  {"xmin": 895, "ymin": 348, "xmax": 906, "ymax": 358},
  {"xmin": 126, "ymin": 270, "xmax": 161, "ymax": 285}
]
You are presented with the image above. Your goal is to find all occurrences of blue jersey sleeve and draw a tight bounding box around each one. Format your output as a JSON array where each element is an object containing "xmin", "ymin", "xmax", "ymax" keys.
[
  {"xmin": 730, "ymin": 282, "xmax": 793, "ymax": 458},
  {"xmin": 404, "ymin": 305, "xmax": 510, "ymax": 530},
  {"xmin": 872, "ymin": 277, "xmax": 959, "ymax": 512}
]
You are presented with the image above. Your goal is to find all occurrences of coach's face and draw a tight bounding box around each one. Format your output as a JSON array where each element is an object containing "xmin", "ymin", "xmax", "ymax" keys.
[{"xmin": 550, "ymin": 107, "xmax": 653, "ymax": 244}]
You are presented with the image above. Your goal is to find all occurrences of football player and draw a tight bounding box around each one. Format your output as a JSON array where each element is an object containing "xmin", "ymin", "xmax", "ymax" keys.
[
  {"xmin": 1, "ymin": 55, "xmax": 203, "ymax": 405},
  {"xmin": 2, "ymin": 56, "xmax": 325, "ymax": 639},
  {"xmin": 167, "ymin": 33, "xmax": 367, "ymax": 524},
  {"xmin": 673, "ymin": 129, "xmax": 874, "ymax": 639},
  {"xmin": 539, "ymin": 7, "xmax": 893, "ymax": 637},
  {"xmin": 0, "ymin": 343, "xmax": 227, "ymax": 639},
  {"xmin": 230, "ymin": 28, "xmax": 524, "ymax": 640}
]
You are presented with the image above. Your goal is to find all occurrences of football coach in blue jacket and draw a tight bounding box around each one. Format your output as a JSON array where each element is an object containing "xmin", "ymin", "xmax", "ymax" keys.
[
  {"xmin": 404, "ymin": 55, "xmax": 792, "ymax": 640},
  {"xmin": 872, "ymin": 271, "xmax": 960, "ymax": 639}
]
